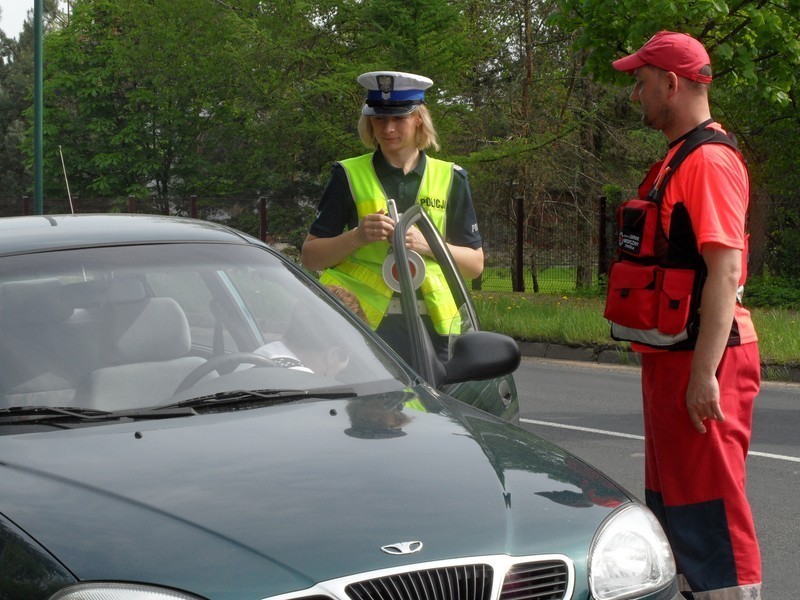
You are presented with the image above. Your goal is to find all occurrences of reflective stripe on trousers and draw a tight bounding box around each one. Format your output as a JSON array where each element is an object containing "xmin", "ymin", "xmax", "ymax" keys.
[{"xmin": 680, "ymin": 576, "xmax": 762, "ymax": 599}]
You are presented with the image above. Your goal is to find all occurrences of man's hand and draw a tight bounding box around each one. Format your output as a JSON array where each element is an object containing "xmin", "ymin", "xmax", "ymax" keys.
[
  {"xmin": 686, "ymin": 372, "xmax": 725, "ymax": 433},
  {"xmin": 686, "ymin": 244, "xmax": 741, "ymax": 433}
]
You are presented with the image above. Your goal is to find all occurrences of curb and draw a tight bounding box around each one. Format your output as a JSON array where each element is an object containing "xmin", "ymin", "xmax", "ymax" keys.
[
  {"xmin": 517, "ymin": 341, "xmax": 641, "ymax": 367},
  {"xmin": 516, "ymin": 341, "xmax": 800, "ymax": 383}
]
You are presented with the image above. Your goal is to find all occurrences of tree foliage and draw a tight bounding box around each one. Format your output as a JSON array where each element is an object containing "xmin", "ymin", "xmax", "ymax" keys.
[
  {"xmin": 551, "ymin": 0, "xmax": 800, "ymax": 281},
  {"xmin": 40, "ymin": 0, "xmax": 268, "ymax": 209},
  {"xmin": 0, "ymin": 0, "xmax": 60, "ymax": 202},
  {"xmin": 1, "ymin": 0, "xmax": 798, "ymax": 279}
]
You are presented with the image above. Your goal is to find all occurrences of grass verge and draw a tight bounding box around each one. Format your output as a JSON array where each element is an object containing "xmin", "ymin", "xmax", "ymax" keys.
[{"xmin": 472, "ymin": 291, "xmax": 800, "ymax": 380}]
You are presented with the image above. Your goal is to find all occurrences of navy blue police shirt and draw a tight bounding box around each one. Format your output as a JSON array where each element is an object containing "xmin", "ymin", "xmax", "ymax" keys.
[{"xmin": 309, "ymin": 149, "xmax": 482, "ymax": 250}]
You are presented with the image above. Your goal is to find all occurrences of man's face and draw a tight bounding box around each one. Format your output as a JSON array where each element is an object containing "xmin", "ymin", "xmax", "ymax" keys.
[{"xmin": 631, "ymin": 66, "xmax": 672, "ymax": 131}]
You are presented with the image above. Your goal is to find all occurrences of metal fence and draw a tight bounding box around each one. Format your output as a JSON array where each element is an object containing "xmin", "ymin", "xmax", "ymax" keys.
[
  {"xmin": 476, "ymin": 196, "xmax": 601, "ymax": 294},
  {"xmin": 476, "ymin": 193, "xmax": 782, "ymax": 294},
  {"xmin": 0, "ymin": 193, "xmax": 789, "ymax": 294}
]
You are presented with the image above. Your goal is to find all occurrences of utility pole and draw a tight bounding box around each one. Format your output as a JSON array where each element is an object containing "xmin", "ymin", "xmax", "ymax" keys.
[{"xmin": 33, "ymin": 0, "xmax": 44, "ymax": 214}]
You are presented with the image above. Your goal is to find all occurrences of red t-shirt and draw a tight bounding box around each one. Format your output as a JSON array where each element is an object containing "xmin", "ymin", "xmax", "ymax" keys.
[{"xmin": 635, "ymin": 124, "xmax": 757, "ymax": 351}]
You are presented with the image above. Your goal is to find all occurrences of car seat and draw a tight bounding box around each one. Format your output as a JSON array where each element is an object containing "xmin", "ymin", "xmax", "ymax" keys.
[
  {"xmin": 75, "ymin": 296, "xmax": 205, "ymax": 411},
  {"xmin": 0, "ymin": 278, "xmax": 84, "ymax": 407}
]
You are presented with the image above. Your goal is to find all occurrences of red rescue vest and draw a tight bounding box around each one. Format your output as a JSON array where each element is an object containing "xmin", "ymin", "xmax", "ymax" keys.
[{"xmin": 604, "ymin": 122, "xmax": 746, "ymax": 350}]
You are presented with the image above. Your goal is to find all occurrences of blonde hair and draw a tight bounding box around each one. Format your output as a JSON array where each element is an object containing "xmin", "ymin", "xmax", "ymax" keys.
[
  {"xmin": 325, "ymin": 285, "xmax": 367, "ymax": 322},
  {"xmin": 357, "ymin": 104, "xmax": 440, "ymax": 152}
]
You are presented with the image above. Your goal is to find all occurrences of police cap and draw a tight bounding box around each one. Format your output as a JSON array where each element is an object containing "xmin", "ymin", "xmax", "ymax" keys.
[{"xmin": 358, "ymin": 71, "xmax": 433, "ymax": 117}]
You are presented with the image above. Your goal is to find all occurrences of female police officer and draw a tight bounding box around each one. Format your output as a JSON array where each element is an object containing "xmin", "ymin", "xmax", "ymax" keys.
[{"xmin": 301, "ymin": 71, "xmax": 483, "ymax": 362}]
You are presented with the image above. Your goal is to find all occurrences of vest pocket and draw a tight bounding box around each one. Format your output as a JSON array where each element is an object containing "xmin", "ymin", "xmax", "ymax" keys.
[
  {"xmin": 657, "ymin": 269, "xmax": 695, "ymax": 334},
  {"xmin": 604, "ymin": 261, "xmax": 699, "ymax": 346},
  {"xmin": 603, "ymin": 261, "xmax": 661, "ymax": 330},
  {"xmin": 618, "ymin": 199, "xmax": 658, "ymax": 257}
]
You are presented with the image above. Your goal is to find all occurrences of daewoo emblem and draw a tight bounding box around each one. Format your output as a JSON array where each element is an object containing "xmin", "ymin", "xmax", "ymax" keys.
[{"xmin": 381, "ymin": 541, "xmax": 423, "ymax": 555}]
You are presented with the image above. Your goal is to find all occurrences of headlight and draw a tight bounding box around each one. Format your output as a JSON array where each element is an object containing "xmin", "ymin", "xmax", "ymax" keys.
[
  {"xmin": 50, "ymin": 582, "xmax": 204, "ymax": 600},
  {"xmin": 589, "ymin": 503, "xmax": 676, "ymax": 600}
]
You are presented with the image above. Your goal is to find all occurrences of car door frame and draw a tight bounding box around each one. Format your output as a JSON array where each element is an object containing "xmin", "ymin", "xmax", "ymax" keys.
[{"xmin": 390, "ymin": 205, "xmax": 519, "ymax": 421}]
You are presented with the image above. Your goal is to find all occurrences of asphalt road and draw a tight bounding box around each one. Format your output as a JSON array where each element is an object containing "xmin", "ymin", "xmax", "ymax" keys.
[{"xmin": 514, "ymin": 356, "xmax": 799, "ymax": 599}]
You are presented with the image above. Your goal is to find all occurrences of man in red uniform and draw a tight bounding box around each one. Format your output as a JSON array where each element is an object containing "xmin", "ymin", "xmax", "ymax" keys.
[{"xmin": 612, "ymin": 32, "xmax": 762, "ymax": 599}]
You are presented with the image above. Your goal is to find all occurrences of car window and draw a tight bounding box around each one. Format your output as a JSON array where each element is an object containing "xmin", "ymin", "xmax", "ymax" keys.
[
  {"xmin": 447, "ymin": 303, "xmax": 476, "ymax": 357},
  {"xmin": 148, "ymin": 270, "xmax": 237, "ymax": 352},
  {"xmin": 0, "ymin": 243, "xmax": 410, "ymax": 413},
  {"xmin": 387, "ymin": 206, "xmax": 519, "ymax": 422}
]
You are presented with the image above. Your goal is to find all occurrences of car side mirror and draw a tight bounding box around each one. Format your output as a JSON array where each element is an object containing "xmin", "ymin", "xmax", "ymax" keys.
[{"xmin": 442, "ymin": 331, "xmax": 521, "ymax": 385}]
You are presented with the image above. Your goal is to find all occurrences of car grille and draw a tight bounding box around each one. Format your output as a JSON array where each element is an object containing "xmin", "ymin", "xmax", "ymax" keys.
[
  {"xmin": 346, "ymin": 564, "xmax": 493, "ymax": 600},
  {"xmin": 343, "ymin": 559, "xmax": 569, "ymax": 600},
  {"xmin": 499, "ymin": 561, "xmax": 569, "ymax": 600},
  {"xmin": 269, "ymin": 556, "xmax": 573, "ymax": 600}
]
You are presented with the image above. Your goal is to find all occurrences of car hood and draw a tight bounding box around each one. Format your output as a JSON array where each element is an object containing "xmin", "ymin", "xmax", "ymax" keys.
[{"xmin": 0, "ymin": 389, "xmax": 629, "ymax": 599}]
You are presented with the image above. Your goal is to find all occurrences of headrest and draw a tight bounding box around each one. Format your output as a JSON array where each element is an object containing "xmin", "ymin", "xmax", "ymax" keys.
[
  {"xmin": 0, "ymin": 279, "xmax": 73, "ymax": 325},
  {"xmin": 63, "ymin": 279, "xmax": 147, "ymax": 307},
  {"xmin": 107, "ymin": 297, "xmax": 191, "ymax": 363}
]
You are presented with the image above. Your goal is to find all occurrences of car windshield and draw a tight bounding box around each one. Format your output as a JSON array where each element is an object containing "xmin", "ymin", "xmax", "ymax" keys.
[{"xmin": 0, "ymin": 243, "xmax": 410, "ymax": 414}]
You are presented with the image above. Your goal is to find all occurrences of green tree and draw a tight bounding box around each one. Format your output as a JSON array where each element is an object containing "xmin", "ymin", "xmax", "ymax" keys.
[
  {"xmin": 238, "ymin": 0, "xmax": 506, "ymax": 244},
  {"xmin": 0, "ymin": 0, "xmax": 60, "ymax": 208},
  {"xmin": 445, "ymin": 0, "xmax": 639, "ymax": 291},
  {"xmin": 41, "ymin": 0, "xmax": 265, "ymax": 211},
  {"xmin": 551, "ymin": 0, "xmax": 800, "ymax": 281},
  {"xmin": 13, "ymin": 0, "xmax": 796, "ymax": 287}
]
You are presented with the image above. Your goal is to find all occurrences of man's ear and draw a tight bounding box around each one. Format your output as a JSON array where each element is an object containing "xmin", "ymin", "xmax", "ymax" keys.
[{"xmin": 666, "ymin": 71, "xmax": 679, "ymax": 94}]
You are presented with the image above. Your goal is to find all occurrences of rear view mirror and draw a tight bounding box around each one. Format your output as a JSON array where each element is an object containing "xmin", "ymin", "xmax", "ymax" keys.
[{"xmin": 442, "ymin": 331, "xmax": 520, "ymax": 385}]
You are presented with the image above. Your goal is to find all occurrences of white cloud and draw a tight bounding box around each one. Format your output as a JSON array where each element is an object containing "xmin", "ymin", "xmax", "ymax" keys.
[{"xmin": 0, "ymin": 1, "xmax": 32, "ymax": 39}]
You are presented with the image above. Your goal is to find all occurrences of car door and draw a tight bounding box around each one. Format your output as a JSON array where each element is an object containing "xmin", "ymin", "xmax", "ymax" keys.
[{"xmin": 387, "ymin": 204, "xmax": 519, "ymax": 423}]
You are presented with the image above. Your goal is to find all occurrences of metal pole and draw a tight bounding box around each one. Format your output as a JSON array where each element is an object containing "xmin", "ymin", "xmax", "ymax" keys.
[
  {"xmin": 598, "ymin": 195, "xmax": 608, "ymax": 277},
  {"xmin": 259, "ymin": 197, "xmax": 267, "ymax": 242},
  {"xmin": 514, "ymin": 195, "xmax": 524, "ymax": 292},
  {"xmin": 33, "ymin": 0, "xmax": 44, "ymax": 215}
]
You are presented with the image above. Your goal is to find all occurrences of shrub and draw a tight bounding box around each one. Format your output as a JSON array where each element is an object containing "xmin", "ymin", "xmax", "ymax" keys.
[{"xmin": 743, "ymin": 276, "xmax": 800, "ymax": 309}]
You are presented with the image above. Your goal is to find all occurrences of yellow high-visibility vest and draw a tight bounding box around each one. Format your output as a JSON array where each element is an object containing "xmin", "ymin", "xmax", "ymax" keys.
[{"xmin": 320, "ymin": 153, "xmax": 461, "ymax": 335}]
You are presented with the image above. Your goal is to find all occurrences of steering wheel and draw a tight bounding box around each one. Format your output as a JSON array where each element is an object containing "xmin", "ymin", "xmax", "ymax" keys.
[{"xmin": 174, "ymin": 352, "xmax": 277, "ymax": 395}]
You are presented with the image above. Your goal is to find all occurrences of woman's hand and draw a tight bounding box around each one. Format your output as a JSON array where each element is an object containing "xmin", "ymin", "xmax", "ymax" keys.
[
  {"xmin": 403, "ymin": 226, "xmax": 432, "ymax": 256},
  {"xmin": 358, "ymin": 210, "xmax": 395, "ymax": 244}
]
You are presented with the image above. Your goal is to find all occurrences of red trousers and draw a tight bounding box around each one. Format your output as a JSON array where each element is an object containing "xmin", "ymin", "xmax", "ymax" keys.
[{"xmin": 641, "ymin": 343, "xmax": 761, "ymax": 597}]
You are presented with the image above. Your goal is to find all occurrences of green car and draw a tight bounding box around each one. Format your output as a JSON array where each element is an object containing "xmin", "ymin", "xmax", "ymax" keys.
[{"xmin": 0, "ymin": 214, "xmax": 681, "ymax": 600}]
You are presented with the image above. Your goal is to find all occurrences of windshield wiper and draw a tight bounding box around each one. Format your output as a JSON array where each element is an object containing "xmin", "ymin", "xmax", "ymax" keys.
[
  {"xmin": 164, "ymin": 386, "xmax": 358, "ymax": 411},
  {"xmin": 0, "ymin": 406, "xmax": 114, "ymax": 421},
  {"xmin": 0, "ymin": 388, "xmax": 358, "ymax": 425},
  {"xmin": 0, "ymin": 404, "xmax": 195, "ymax": 426}
]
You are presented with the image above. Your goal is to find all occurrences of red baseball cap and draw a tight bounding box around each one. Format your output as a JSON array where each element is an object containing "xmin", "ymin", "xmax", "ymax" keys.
[{"xmin": 612, "ymin": 31, "xmax": 712, "ymax": 83}]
